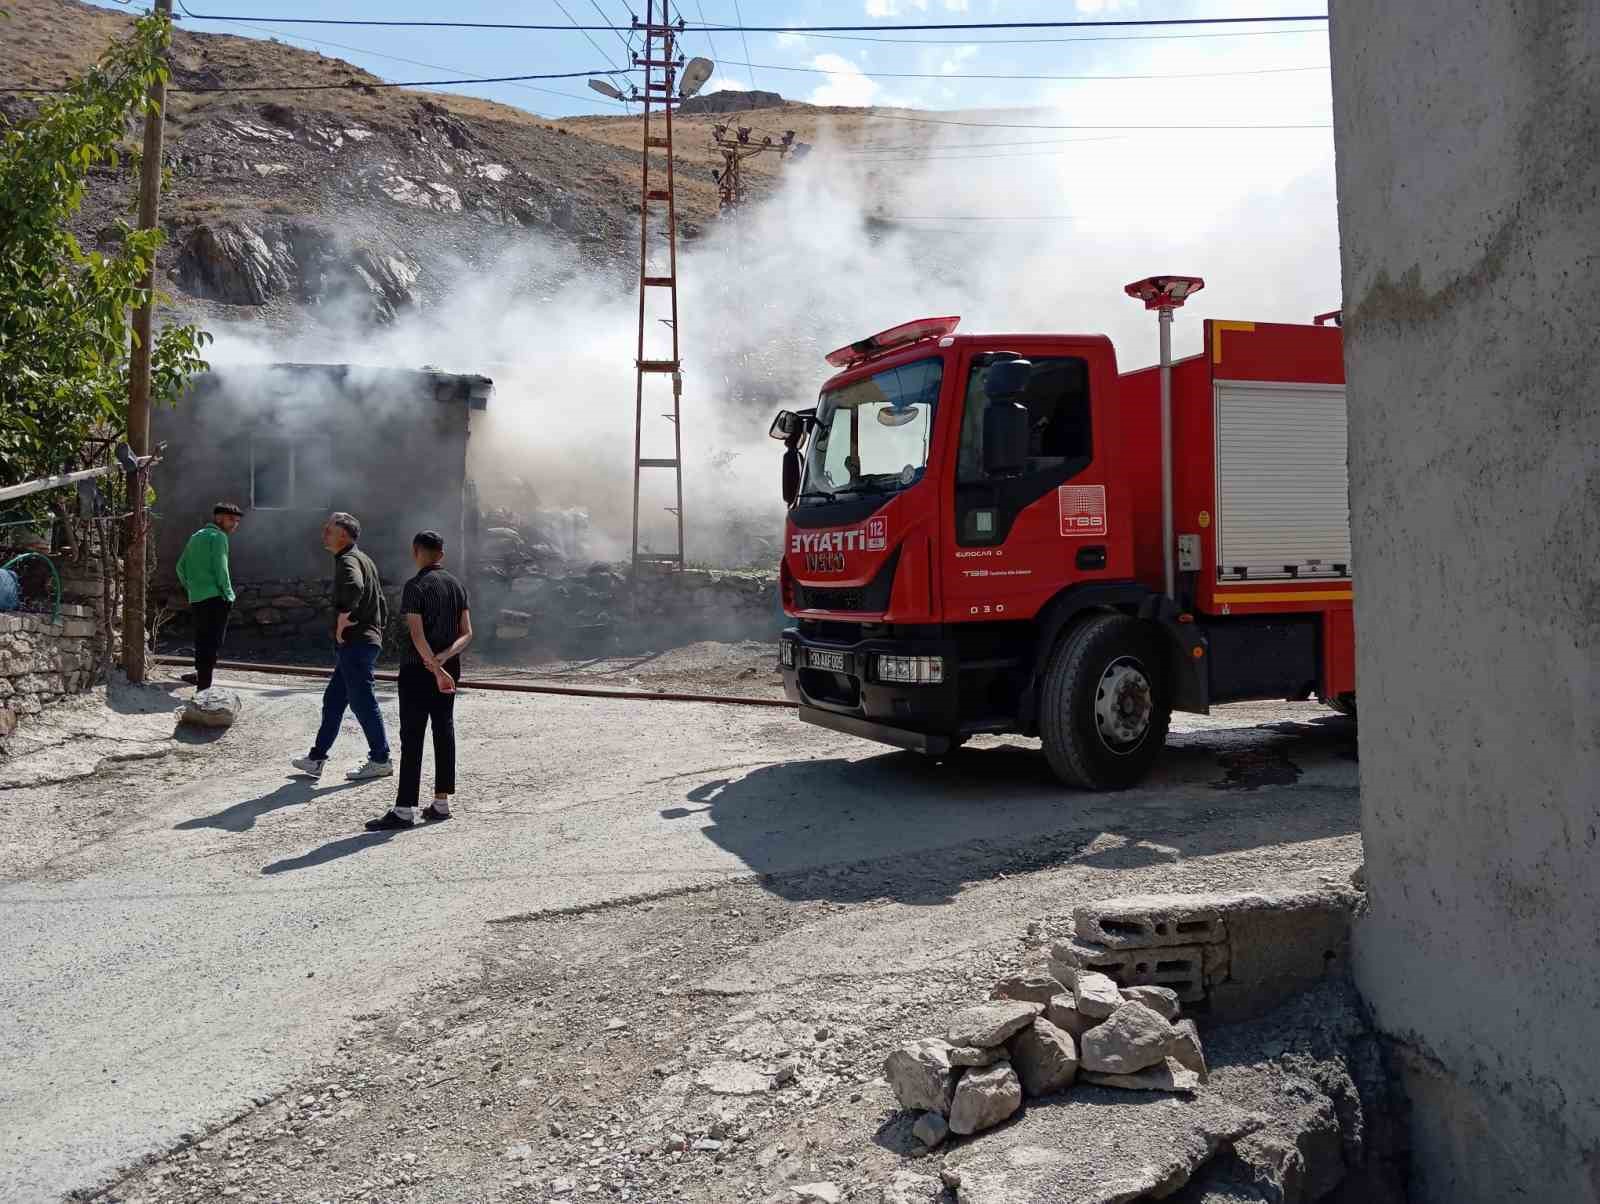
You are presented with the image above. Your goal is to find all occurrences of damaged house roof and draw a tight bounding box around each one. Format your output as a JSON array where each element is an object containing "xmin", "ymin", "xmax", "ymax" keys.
[{"xmin": 240, "ymin": 362, "xmax": 494, "ymax": 410}]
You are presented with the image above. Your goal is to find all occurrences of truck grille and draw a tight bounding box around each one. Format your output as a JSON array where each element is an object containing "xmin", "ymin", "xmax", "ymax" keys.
[
  {"xmin": 797, "ymin": 584, "xmax": 867, "ymax": 612},
  {"xmin": 792, "ymin": 548, "xmax": 900, "ymax": 614}
]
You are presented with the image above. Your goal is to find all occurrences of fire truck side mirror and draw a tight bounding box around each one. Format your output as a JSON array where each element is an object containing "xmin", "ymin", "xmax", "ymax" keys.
[
  {"xmin": 782, "ymin": 448, "xmax": 802, "ymax": 505},
  {"xmin": 769, "ymin": 410, "xmax": 802, "ymax": 441},
  {"xmin": 983, "ymin": 358, "xmax": 1032, "ymax": 401},
  {"xmin": 983, "ymin": 402, "xmax": 1030, "ymax": 478}
]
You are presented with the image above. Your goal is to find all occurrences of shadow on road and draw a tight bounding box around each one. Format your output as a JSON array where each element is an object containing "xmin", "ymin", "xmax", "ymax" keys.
[
  {"xmin": 680, "ymin": 716, "xmax": 1359, "ymax": 908},
  {"xmin": 260, "ymin": 825, "xmax": 417, "ymax": 874},
  {"xmin": 174, "ymin": 778, "xmax": 361, "ymax": 833}
]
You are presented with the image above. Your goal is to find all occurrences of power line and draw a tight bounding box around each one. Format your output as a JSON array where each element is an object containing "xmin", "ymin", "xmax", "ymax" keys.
[
  {"xmin": 842, "ymin": 112, "xmax": 1334, "ymax": 131},
  {"xmin": 171, "ymin": 7, "xmax": 1328, "ymax": 33},
  {"xmin": 693, "ymin": 16, "xmax": 1331, "ymax": 33},
  {"xmin": 694, "ymin": 0, "xmax": 720, "ymax": 61},
  {"xmin": 553, "ymin": 0, "xmax": 629, "ymax": 84},
  {"xmin": 730, "ymin": 0, "xmax": 756, "ymax": 91},
  {"xmin": 873, "ymin": 214, "xmax": 1089, "ymax": 221},
  {"xmin": 0, "ymin": 67, "xmax": 631, "ymax": 96},
  {"xmin": 590, "ymin": 0, "xmax": 637, "ymax": 64},
  {"xmin": 719, "ymin": 60, "xmax": 1328, "ymax": 83},
  {"xmin": 839, "ymin": 135, "xmax": 1148, "ymax": 155},
  {"xmin": 747, "ymin": 27, "xmax": 1325, "ymax": 47},
  {"xmin": 178, "ymin": 15, "xmax": 627, "ymax": 108}
]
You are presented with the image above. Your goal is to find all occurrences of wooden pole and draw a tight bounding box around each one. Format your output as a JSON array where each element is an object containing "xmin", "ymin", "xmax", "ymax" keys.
[{"xmin": 122, "ymin": 0, "xmax": 173, "ymax": 683}]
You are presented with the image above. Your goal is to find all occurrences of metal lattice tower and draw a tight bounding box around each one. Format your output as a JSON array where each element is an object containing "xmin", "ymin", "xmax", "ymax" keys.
[{"xmin": 630, "ymin": 1, "xmax": 685, "ymax": 573}]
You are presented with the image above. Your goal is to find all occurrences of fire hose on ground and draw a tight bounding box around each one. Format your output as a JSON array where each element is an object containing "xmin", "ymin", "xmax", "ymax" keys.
[{"xmin": 151, "ymin": 655, "xmax": 798, "ymax": 709}]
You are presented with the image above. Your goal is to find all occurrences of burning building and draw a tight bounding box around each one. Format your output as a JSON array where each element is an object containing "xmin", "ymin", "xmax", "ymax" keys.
[{"xmin": 153, "ymin": 363, "xmax": 491, "ymax": 649}]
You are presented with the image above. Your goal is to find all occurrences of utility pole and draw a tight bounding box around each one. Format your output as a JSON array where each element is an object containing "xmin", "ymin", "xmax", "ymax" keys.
[
  {"xmin": 628, "ymin": 0, "xmax": 686, "ymax": 574},
  {"xmin": 123, "ymin": 0, "xmax": 173, "ymax": 683},
  {"xmin": 711, "ymin": 124, "xmax": 806, "ymax": 212}
]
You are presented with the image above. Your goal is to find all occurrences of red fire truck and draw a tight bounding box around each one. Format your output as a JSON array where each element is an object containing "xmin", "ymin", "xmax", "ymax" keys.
[{"xmin": 769, "ymin": 277, "xmax": 1353, "ymax": 790}]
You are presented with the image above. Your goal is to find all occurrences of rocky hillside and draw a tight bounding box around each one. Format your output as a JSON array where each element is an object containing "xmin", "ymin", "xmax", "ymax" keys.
[{"xmin": 0, "ymin": 0, "xmax": 813, "ymax": 332}]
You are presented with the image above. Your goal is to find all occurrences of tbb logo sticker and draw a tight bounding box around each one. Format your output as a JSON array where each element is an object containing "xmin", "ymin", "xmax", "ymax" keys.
[{"xmin": 1058, "ymin": 484, "xmax": 1108, "ymax": 538}]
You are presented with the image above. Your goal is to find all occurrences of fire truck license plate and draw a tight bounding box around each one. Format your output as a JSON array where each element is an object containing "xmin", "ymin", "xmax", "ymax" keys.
[{"xmin": 806, "ymin": 649, "xmax": 848, "ymax": 672}]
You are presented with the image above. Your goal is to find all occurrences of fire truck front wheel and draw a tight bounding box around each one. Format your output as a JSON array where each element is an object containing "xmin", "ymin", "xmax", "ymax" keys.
[{"xmin": 1039, "ymin": 613, "xmax": 1172, "ymax": 790}]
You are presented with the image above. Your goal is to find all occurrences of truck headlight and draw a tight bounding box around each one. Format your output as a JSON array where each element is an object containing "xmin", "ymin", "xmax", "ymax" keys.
[
  {"xmin": 875, "ymin": 655, "xmax": 944, "ymax": 685},
  {"xmin": 779, "ymin": 640, "xmax": 796, "ymax": 669}
]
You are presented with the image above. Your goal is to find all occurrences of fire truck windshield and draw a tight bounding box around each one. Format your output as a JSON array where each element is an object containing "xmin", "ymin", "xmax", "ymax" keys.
[{"xmin": 799, "ymin": 356, "xmax": 942, "ymax": 504}]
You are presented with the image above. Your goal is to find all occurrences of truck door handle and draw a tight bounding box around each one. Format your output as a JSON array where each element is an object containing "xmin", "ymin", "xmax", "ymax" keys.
[{"xmin": 1076, "ymin": 545, "xmax": 1107, "ymax": 571}]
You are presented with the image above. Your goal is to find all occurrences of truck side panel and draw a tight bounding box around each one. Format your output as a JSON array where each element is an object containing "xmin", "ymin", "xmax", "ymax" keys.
[{"xmin": 1117, "ymin": 354, "xmax": 1210, "ymax": 598}]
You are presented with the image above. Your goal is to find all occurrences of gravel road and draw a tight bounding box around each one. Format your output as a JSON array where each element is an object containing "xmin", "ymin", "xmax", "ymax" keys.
[{"xmin": 0, "ymin": 667, "xmax": 1359, "ymax": 1202}]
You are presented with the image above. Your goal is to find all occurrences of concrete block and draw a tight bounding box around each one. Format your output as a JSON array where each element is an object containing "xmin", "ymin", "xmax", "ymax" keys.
[
  {"xmin": 1203, "ymin": 941, "xmax": 1232, "ymax": 987},
  {"xmin": 1221, "ymin": 890, "xmax": 1353, "ymax": 987},
  {"xmin": 1074, "ymin": 893, "xmax": 1228, "ymax": 949},
  {"xmin": 1052, "ymin": 939, "xmax": 1206, "ymax": 1003}
]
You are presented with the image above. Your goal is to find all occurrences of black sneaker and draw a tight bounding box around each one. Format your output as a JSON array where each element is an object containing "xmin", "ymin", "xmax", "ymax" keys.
[
  {"xmin": 364, "ymin": 810, "xmax": 415, "ymax": 832},
  {"xmin": 422, "ymin": 804, "xmax": 453, "ymax": 824}
]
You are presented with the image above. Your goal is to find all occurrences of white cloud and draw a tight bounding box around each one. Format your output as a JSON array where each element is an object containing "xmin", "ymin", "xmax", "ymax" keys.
[
  {"xmin": 809, "ymin": 53, "xmax": 880, "ymax": 107},
  {"xmin": 701, "ymin": 77, "xmax": 751, "ymax": 95},
  {"xmin": 937, "ymin": 44, "xmax": 979, "ymax": 75},
  {"xmin": 774, "ymin": 30, "xmax": 804, "ymax": 51},
  {"xmin": 865, "ymin": 0, "xmax": 929, "ymax": 15}
]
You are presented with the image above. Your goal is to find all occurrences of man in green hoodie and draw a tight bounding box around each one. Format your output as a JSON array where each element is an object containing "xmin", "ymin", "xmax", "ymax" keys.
[{"xmin": 175, "ymin": 503, "xmax": 243, "ymax": 691}]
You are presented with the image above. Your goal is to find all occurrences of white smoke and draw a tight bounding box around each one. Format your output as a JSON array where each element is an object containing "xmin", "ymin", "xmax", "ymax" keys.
[{"xmin": 200, "ymin": 79, "xmax": 1339, "ymax": 568}]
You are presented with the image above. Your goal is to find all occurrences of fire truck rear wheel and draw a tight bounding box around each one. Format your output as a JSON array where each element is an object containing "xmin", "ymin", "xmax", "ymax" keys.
[{"xmin": 1039, "ymin": 612, "xmax": 1172, "ymax": 790}]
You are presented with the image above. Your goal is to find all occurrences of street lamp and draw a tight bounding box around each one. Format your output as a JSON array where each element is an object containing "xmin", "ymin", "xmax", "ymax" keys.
[
  {"xmin": 588, "ymin": 78, "xmax": 625, "ymax": 101},
  {"xmin": 1124, "ymin": 274, "xmax": 1205, "ymax": 602},
  {"xmin": 679, "ymin": 57, "xmax": 714, "ymax": 99}
]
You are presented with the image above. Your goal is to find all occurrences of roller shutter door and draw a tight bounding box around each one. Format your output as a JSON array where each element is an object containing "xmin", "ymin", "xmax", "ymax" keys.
[{"xmin": 1214, "ymin": 381, "xmax": 1351, "ymax": 581}]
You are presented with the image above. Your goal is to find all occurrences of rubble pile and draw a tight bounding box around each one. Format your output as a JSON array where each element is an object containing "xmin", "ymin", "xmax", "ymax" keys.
[
  {"xmin": 878, "ymin": 883, "xmax": 1385, "ymax": 1204},
  {"xmin": 885, "ymin": 974, "xmax": 1208, "ymax": 1146}
]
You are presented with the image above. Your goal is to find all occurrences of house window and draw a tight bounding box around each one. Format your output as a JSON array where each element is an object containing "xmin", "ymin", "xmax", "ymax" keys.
[{"xmin": 250, "ymin": 438, "xmax": 295, "ymax": 509}]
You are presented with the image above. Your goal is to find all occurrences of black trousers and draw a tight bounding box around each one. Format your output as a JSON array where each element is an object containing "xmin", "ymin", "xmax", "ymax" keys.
[
  {"xmin": 397, "ymin": 662, "xmax": 458, "ymax": 808},
  {"xmin": 192, "ymin": 597, "xmax": 232, "ymax": 690}
]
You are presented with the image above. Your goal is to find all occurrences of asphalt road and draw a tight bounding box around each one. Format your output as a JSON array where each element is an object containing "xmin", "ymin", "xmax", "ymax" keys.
[{"xmin": 0, "ymin": 672, "xmax": 1358, "ymax": 1201}]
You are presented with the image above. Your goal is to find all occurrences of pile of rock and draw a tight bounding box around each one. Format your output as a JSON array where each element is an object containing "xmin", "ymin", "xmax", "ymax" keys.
[
  {"xmin": 884, "ymin": 969, "xmax": 1209, "ymax": 1146},
  {"xmin": 476, "ymin": 563, "xmax": 778, "ymax": 655}
]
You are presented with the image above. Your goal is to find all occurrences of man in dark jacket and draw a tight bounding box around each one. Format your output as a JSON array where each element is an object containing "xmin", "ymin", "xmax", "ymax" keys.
[
  {"xmin": 292, "ymin": 512, "xmax": 392, "ymax": 781},
  {"xmin": 365, "ymin": 530, "xmax": 473, "ymax": 831}
]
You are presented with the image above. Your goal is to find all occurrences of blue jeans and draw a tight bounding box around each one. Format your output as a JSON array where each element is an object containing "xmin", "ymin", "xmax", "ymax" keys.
[{"xmin": 310, "ymin": 642, "xmax": 390, "ymax": 763}]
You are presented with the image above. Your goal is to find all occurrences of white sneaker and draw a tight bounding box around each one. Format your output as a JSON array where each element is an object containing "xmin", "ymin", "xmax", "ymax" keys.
[
  {"xmin": 291, "ymin": 756, "xmax": 326, "ymax": 780},
  {"xmin": 346, "ymin": 759, "xmax": 395, "ymax": 781}
]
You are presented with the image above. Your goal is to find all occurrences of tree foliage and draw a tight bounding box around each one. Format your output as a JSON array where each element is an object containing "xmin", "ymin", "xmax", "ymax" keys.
[{"xmin": 0, "ymin": 10, "xmax": 210, "ymax": 487}]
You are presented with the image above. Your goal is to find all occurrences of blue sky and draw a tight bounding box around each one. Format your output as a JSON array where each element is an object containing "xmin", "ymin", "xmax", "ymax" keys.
[{"xmin": 86, "ymin": 1, "xmax": 1333, "ymax": 123}]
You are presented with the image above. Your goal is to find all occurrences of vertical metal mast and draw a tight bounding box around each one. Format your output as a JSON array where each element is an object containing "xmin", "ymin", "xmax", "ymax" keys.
[{"xmin": 631, "ymin": 0, "xmax": 685, "ymax": 573}]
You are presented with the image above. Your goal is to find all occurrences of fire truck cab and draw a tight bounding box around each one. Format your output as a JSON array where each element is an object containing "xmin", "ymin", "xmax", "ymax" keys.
[{"xmin": 771, "ymin": 292, "xmax": 1354, "ymax": 790}]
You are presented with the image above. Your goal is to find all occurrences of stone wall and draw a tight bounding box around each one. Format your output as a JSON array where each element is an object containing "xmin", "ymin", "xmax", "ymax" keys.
[
  {"xmin": 479, "ymin": 565, "xmax": 780, "ymax": 657},
  {"xmin": 161, "ymin": 577, "xmax": 395, "ymax": 657},
  {"xmin": 1329, "ymin": 2, "xmax": 1599, "ymax": 1201},
  {"xmin": 0, "ymin": 604, "xmax": 102, "ymax": 739}
]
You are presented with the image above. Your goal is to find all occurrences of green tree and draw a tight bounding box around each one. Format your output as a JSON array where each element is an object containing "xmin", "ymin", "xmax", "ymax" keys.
[{"xmin": 0, "ymin": 10, "xmax": 210, "ymax": 487}]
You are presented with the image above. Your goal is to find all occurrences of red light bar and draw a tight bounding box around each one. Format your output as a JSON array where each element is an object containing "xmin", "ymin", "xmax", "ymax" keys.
[
  {"xmin": 1123, "ymin": 275, "xmax": 1205, "ymax": 311},
  {"xmin": 824, "ymin": 316, "xmax": 960, "ymax": 368}
]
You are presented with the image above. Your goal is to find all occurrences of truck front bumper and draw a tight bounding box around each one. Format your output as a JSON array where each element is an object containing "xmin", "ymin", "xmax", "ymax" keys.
[{"xmin": 778, "ymin": 626, "xmax": 960, "ymax": 754}]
